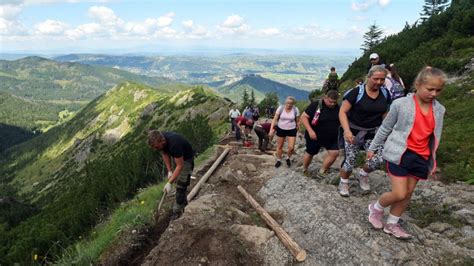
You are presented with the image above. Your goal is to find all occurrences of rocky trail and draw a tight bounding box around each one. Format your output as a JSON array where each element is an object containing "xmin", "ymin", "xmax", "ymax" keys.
[{"xmin": 100, "ymin": 132, "xmax": 474, "ymax": 265}]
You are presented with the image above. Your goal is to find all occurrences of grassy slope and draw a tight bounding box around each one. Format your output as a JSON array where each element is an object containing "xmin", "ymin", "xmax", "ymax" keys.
[
  {"xmin": 57, "ymin": 145, "xmax": 218, "ymax": 264},
  {"xmin": 0, "ymin": 81, "xmax": 230, "ymax": 264}
]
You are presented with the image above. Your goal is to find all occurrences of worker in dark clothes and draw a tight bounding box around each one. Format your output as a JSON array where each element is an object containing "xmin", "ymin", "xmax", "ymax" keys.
[
  {"xmin": 148, "ymin": 130, "xmax": 194, "ymax": 220},
  {"xmin": 254, "ymin": 120, "xmax": 273, "ymax": 152}
]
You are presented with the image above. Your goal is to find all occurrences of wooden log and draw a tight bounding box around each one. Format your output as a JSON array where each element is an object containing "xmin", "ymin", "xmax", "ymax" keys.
[
  {"xmin": 237, "ymin": 185, "xmax": 307, "ymax": 262},
  {"xmin": 187, "ymin": 147, "xmax": 230, "ymax": 202}
]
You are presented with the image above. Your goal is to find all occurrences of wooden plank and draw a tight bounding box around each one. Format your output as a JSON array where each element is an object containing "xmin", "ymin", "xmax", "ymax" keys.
[{"xmin": 237, "ymin": 185, "xmax": 307, "ymax": 262}]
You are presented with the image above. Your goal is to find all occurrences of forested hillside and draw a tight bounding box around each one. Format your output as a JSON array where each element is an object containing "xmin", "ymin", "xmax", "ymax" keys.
[
  {"xmin": 341, "ymin": 0, "xmax": 474, "ymax": 183},
  {"xmin": 341, "ymin": 0, "xmax": 474, "ymax": 88},
  {"xmin": 219, "ymin": 74, "xmax": 309, "ymax": 103},
  {"xmin": 0, "ymin": 82, "xmax": 231, "ymax": 264}
]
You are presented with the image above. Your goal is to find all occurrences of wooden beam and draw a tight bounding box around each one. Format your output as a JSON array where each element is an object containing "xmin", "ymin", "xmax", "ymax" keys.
[
  {"xmin": 237, "ymin": 185, "xmax": 307, "ymax": 262},
  {"xmin": 187, "ymin": 147, "xmax": 230, "ymax": 202}
]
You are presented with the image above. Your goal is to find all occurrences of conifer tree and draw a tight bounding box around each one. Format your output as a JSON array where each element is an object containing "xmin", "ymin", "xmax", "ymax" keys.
[
  {"xmin": 361, "ymin": 22, "xmax": 384, "ymax": 53},
  {"xmin": 241, "ymin": 88, "xmax": 250, "ymax": 109},
  {"xmin": 250, "ymin": 89, "xmax": 256, "ymax": 107},
  {"xmin": 420, "ymin": 0, "xmax": 451, "ymax": 22}
]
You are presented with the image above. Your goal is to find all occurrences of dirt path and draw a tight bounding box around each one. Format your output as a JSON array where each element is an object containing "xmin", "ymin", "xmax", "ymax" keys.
[{"xmin": 101, "ymin": 132, "xmax": 474, "ymax": 265}]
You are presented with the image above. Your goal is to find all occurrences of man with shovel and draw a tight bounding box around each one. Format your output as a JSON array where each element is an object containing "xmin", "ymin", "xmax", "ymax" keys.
[{"xmin": 148, "ymin": 130, "xmax": 194, "ymax": 220}]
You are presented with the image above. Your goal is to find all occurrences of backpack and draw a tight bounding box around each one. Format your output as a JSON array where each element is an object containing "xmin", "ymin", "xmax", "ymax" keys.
[
  {"xmin": 325, "ymin": 73, "xmax": 339, "ymax": 92},
  {"xmin": 343, "ymin": 84, "xmax": 389, "ymax": 105},
  {"xmin": 387, "ymin": 77, "xmax": 405, "ymax": 100}
]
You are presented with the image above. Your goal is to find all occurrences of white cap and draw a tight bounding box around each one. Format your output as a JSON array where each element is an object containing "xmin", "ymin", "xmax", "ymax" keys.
[{"xmin": 369, "ymin": 53, "xmax": 379, "ymax": 60}]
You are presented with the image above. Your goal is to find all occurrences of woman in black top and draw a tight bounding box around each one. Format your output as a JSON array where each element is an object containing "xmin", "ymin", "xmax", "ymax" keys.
[{"xmin": 338, "ymin": 65, "xmax": 391, "ymax": 197}]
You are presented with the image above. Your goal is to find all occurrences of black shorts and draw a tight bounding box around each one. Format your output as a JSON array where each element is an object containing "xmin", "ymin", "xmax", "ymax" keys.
[
  {"xmin": 276, "ymin": 127, "xmax": 297, "ymax": 138},
  {"xmin": 386, "ymin": 150, "xmax": 429, "ymax": 180},
  {"xmin": 305, "ymin": 135, "xmax": 339, "ymax": 156}
]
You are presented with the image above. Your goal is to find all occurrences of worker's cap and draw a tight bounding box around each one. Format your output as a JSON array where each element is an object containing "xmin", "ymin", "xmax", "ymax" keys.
[{"xmin": 369, "ymin": 53, "xmax": 379, "ymax": 60}]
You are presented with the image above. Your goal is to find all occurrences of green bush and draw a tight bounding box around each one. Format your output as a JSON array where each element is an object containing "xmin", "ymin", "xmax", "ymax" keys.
[{"xmin": 176, "ymin": 114, "xmax": 215, "ymax": 155}]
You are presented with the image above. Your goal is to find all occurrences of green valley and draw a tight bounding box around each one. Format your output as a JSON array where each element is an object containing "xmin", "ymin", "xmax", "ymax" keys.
[{"xmin": 0, "ymin": 81, "xmax": 231, "ymax": 265}]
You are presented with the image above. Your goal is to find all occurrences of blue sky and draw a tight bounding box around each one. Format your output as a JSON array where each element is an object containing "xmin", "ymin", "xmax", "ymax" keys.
[{"xmin": 0, "ymin": 0, "xmax": 426, "ymax": 54}]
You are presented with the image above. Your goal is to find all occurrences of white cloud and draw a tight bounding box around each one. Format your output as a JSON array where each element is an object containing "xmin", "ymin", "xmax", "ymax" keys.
[
  {"xmin": 156, "ymin": 12, "xmax": 174, "ymax": 27},
  {"xmin": 256, "ymin": 27, "xmax": 280, "ymax": 37},
  {"xmin": 351, "ymin": 0, "xmax": 373, "ymax": 11},
  {"xmin": 182, "ymin": 19, "xmax": 194, "ymax": 29},
  {"xmin": 0, "ymin": 17, "xmax": 27, "ymax": 35},
  {"xmin": 351, "ymin": 0, "xmax": 390, "ymax": 11},
  {"xmin": 218, "ymin": 14, "xmax": 249, "ymax": 35},
  {"xmin": 222, "ymin": 14, "xmax": 243, "ymax": 28},
  {"xmin": 378, "ymin": 0, "xmax": 391, "ymax": 7},
  {"xmin": 65, "ymin": 22, "xmax": 102, "ymax": 39},
  {"xmin": 34, "ymin": 19, "xmax": 68, "ymax": 35},
  {"xmin": 0, "ymin": 4, "xmax": 22, "ymax": 19},
  {"xmin": 88, "ymin": 6, "xmax": 123, "ymax": 27}
]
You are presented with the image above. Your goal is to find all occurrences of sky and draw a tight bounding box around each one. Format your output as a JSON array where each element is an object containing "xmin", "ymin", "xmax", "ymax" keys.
[{"xmin": 0, "ymin": 0, "xmax": 426, "ymax": 54}]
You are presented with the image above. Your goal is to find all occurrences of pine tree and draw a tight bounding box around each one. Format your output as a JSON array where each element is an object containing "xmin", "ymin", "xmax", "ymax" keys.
[
  {"xmin": 241, "ymin": 88, "xmax": 250, "ymax": 109},
  {"xmin": 420, "ymin": 0, "xmax": 451, "ymax": 22},
  {"xmin": 250, "ymin": 90, "xmax": 256, "ymax": 107},
  {"xmin": 361, "ymin": 22, "xmax": 384, "ymax": 53}
]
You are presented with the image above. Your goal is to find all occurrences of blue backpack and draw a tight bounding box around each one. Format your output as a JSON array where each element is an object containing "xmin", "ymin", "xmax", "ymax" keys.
[{"xmin": 344, "ymin": 84, "xmax": 389, "ymax": 105}]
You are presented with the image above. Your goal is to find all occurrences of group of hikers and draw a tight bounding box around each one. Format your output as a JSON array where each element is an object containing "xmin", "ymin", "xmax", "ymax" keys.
[{"xmin": 146, "ymin": 55, "xmax": 448, "ymax": 240}]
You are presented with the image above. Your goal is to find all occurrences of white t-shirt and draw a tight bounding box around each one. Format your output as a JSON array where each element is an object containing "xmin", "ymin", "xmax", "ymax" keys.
[
  {"xmin": 229, "ymin": 109, "xmax": 241, "ymax": 118},
  {"xmin": 276, "ymin": 106, "xmax": 299, "ymax": 130}
]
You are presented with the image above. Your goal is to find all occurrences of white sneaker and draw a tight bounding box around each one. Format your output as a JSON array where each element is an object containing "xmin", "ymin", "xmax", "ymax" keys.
[
  {"xmin": 338, "ymin": 182, "xmax": 350, "ymax": 197},
  {"xmin": 357, "ymin": 173, "xmax": 371, "ymax": 191}
]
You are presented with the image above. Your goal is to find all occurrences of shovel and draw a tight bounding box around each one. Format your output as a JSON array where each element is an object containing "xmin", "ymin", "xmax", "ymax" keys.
[{"xmin": 154, "ymin": 190, "xmax": 167, "ymax": 221}]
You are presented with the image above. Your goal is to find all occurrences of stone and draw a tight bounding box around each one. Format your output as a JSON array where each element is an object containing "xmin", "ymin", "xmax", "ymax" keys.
[
  {"xmin": 427, "ymin": 222, "xmax": 452, "ymax": 233},
  {"xmin": 230, "ymin": 224, "xmax": 274, "ymax": 246},
  {"xmin": 246, "ymin": 163, "xmax": 257, "ymax": 172}
]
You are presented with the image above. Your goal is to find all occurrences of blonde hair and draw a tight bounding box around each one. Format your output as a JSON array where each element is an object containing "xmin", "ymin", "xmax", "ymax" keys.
[
  {"xmin": 414, "ymin": 66, "xmax": 447, "ymax": 87},
  {"xmin": 285, "ymin": 96, "xmax": 296, "ymax": 104},
  {"xmin": 147, "ymin": 130, "xmax": 164, "ymax": 146}
]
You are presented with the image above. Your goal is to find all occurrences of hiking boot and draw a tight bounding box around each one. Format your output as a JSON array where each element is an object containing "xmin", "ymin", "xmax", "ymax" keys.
[
  {"xmin": 357, "ymin": 173, "xmax": 371, "ymax": 191},
  {"xmin": 275, "ymin": 160, "xmax": 282, "ymax": 168},
  {"xmin": 317, "ymin": 169, "xmax": 328, "ymax": 178},
  {"xmin": 286, "ymin": 159, "xmax": 291, "ymax": 167},
  {"xmin": 303, "ymin": 169, "xmax": 310, "ymax": 177},
  {"xmin": 383, "ymin": 223, "xmax": 412, "ymax": 240},
  {"xmin": 338, "ymin": 182, "xmax": 350, "ymax": 197},
  {"xmin": 170, "ymin": 212, "xmax": 182, "ymax": 221},
  {"xmin": 368, "ymin": 202, "xmax": 384, "ymax": 230}
]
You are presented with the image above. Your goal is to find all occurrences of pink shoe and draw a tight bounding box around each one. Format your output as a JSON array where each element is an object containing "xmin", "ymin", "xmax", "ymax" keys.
[
  {"xmin": 383, "ymin": 223, "xmax": 412, "ymax": 240},
  {"xmin": 368, "ymin": 203, "xmax": 384, "ymax": 230}
]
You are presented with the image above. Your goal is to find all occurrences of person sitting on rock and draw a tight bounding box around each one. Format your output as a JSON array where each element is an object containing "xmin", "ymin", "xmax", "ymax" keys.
[
  {"xmin": 148, "ymin": 130, "xmax": 194, "ymax": 220},
  {"xmin": 254, "ymin": 120, "xmax": 273, "ymax": 152},
  {"xmin": 269, "ymin": 96, "xmax": 300, "ymax": 168},
  {"xmin": 301, "ymin": 90, "xmax": 340, "ymax": 178},
  {"xmin": 367, "ymin": 67, "xmax": 447, "ymax": 239},
  {"xmin": 338, "ymin": 65, "xmax": 391, "ymax": 197}
]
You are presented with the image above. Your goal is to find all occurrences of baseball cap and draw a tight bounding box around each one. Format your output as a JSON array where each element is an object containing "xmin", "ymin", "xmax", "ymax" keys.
[{"xmin": 369, "ymin": 53, "xmax": 379, "ymax": 60}]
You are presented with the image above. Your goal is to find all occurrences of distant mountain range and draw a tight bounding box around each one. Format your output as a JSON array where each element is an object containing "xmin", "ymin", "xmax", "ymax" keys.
[
  {"xmin": 218, "ymin": 74, "xmax": 308, "ymax": 102},
  {"xmin": 53, "ymin": 53, "xmax": 353, "ymax": 90}
]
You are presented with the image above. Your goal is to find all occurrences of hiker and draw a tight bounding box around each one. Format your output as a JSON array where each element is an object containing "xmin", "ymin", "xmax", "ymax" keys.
[
  {"xmin": 385, "ymin": 63, "xmax": 406, "ymax": 100},
  {"xmin": 338, "ymin": 65, "xmax": 392, "ymax": 197},
  {"xmin": 269, "ymin": 96, "xmax": 300, "ymax": 168},
  {"xmin": 229, "ymin": 107, "xmax": 241, "ymax": 132},
  {"xmin": 368, "ymin": 53, "xmax": 385, "ymax": 72},
  {"xmin": 234, "ymin": 115, "xmax": 246, "ymax": 141},
  {"xmin": 254, "ymin": 120, "xmax": 273, "ymax": 152},
  {"xmin": 367, "ymin": 67, "xmax": 447, "ymax": 239},
  {"xmin": 323, "ymin": 67, "xmax": 340, "ymax": 92},
  {"xmin": 301, "ymin": 90, "xmax": 340, "ymax": 177},
  {"xmin": 243, "ymin": 106, "xmax": 253, "ymax": 120},
  {"xmin": 148, "ymin": 130, "xmax": 194, "ymax": 220},
  {"xmin": 252, "ymin": 106, "xmax": 260, "ymax": 122}
]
